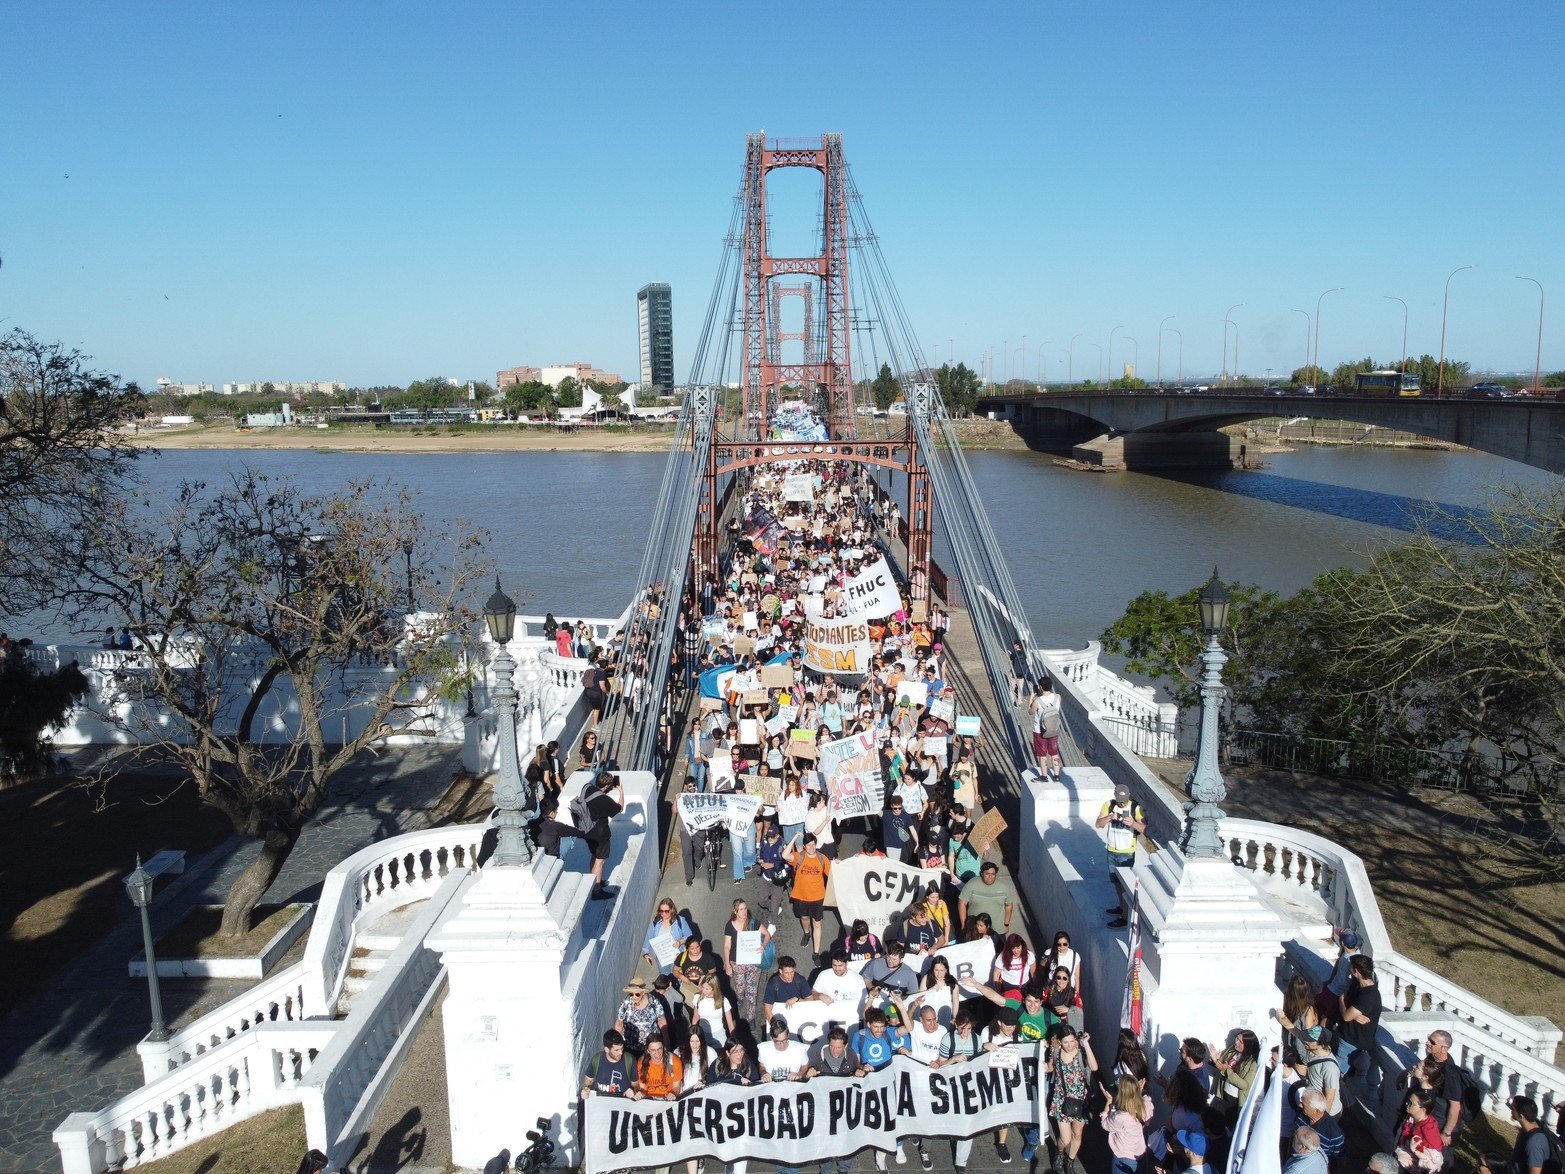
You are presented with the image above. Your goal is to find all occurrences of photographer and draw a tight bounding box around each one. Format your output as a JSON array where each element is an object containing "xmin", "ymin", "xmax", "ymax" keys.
[{"xmin": 1095, "ymin": 785, "xmax": 1145, "ymax": 928}]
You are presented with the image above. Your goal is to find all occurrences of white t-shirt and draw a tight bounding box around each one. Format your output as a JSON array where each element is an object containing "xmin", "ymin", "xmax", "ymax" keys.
[
  {"xmin": 756, "ymin": 1040, "xmax": 806, "ymax": 1081},
  {"xmin": 1047, "ymin": 948, "xmax": 1081, "ymax": 985},
  {"xmin": 695, "ymin": 995, "xmax": 733, "ymax": 1047},
  {"xmin": 813, "ymin": 969, "xmax": 866, "ymax": 1012},
  {"xmin": 907, "ymin": 1021, "xmax": 945, "ymax": 1064}
]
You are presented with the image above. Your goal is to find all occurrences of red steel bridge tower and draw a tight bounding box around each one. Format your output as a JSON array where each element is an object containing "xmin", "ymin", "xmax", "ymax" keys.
[
  {"xmin": 696, "ymin": 133, "xmax": 932, "ymax": 599},
  {"xmin": 740, "ymin": 133, "xmax": 855, "ymax": 439}
]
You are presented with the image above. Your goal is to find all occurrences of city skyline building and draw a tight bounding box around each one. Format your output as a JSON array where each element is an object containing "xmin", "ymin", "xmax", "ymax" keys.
[
  {"xmin": 637, "ymin": 282, "xmax": 674, "ymax": 391},
  {"xmin": 496, "ymin": 362, "xmax": 622, "ymax": 389}
]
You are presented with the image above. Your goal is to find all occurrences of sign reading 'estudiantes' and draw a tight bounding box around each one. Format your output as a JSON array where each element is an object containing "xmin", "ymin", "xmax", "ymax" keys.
[{"xmin": 584, "ymin": 1050, "xmax": 1043, "ymax": 1173}]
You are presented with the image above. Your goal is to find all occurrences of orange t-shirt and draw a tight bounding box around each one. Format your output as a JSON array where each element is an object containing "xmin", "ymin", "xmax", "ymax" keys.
[
  {"xmin": 638, "ymin": 1054, "xmax": 684, "ymax": 1098},
  {"xmin": 791, "ymin": 851, "xmax": 830, "ymax": 902}
]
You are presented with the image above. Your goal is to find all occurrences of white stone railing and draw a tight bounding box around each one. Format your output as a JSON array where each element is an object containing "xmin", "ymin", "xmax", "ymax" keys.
[
  {"xmin": 1095, "ymin": 670, "xmax": 1180, "ymax": 757},
  {"xmin": 1035, "ymin": 642, "xmax": 1099, "ymax": 699},
  {"xmin": 303, "ymin": 825, "xmax": 484, "ymax": 1015},
  {"xmin": 136, "ymin": 961, "xmax": 316, "ymax": 1081},
  {"xmin": 299, "ymin": 872, "xmax": 464, "ymax": 1160},
  {"xmin": 55, "ymin": 1021, "xmax": 338, "ymax": 1173},
  {"xmin": 1235, "ymin": 818, "xmax": 1563, "ymax": 1062}
]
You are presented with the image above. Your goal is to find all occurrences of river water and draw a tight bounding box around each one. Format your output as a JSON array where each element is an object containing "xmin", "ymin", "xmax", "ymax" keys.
[{"xmin": 33, "ymin": 445, "xmax": 1555, "ymax": 651}]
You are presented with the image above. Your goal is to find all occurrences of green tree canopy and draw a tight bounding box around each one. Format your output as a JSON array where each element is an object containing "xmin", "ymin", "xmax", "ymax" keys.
[
  {"xmin": 936, "ymin": 362, "xmax": 981, "ymax": 416},
  {"xmin": 503, "ymin": 380, "xmax": 555, "ymax": 415},
  {"xmin": 0, "ymin": 655, "xmax": 89, "ymax": 779},
  {"xmin": 1289, "ymin": 365, "xmax": 1328, "ymax": 387},
  {"xmin": 400, "ymin": 377, "xmax": 459, "ymax": 412},
  {"xmin": 1330, "ymin": 356, "xmax": 1380, "ymax": 390},
  {"xmin": 871, "ymin": 362, "xmax": 901, "ymax": 411},
  {"xmin": 555, "ymin": 377, "xmax": 583, "ymax": 408}
]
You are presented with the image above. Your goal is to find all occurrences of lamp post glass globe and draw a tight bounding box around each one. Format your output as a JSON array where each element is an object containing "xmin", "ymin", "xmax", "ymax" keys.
[
  {"xmin": 1186, "ymin": 568, "xmax": 1231, "ymax": 858},
  {"xmin": 484, "ymin": 577, "xmax": 517, "ymax": 645}
]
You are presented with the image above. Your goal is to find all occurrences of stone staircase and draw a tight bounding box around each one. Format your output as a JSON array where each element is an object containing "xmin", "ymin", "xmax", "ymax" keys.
[{"xmin": 336, "ymin": 900, "xmax": 431, "ymax": 1016}]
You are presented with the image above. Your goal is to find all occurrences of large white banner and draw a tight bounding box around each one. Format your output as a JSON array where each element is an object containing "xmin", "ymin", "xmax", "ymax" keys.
[
  {"xmin": 841, "ymin": 554, "xmax": 903, "ymax": 619},
  {"xmin": 678, "ymin": 792, "xmax": 761, "ymax": 834},
  {"xmin": 803, "ymin": 610, "xmax": 873, "ymax": 676},
  {"xmin": 819, "ymin": 730, "xmax": 884, "ymax": 818},
  {"xmin": 584, "ymin": 1050, "xmax": 1043, "ymax": 1174},
  {"xmin": 829, "ymin": 857, "xmax": 944, "ymax": 937},
  {"xmin": 941, "ymin": 940, "xmax": 1000, "ymax": 995}
]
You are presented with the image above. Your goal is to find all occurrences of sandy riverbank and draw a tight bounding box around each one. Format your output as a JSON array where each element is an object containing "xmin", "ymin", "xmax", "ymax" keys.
[{"xmin": 128, "ymin": 417, "xmax": 1035, "ymax": 454}]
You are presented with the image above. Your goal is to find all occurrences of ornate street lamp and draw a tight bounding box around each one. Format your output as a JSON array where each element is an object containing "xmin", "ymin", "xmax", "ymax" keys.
[
  {"xmin": 125, "ymin": 856, "xmax": 169, "ymax": 1042},
  {"xmin": 401, "ymin": 537, "xmax": 415, "ymax": 612},
  {"xmin": 483, "ymin": 577, "xmax": 531, "ymax": 866},
  {"xmin": 1185, "ymin": 569, "xmax": 1231, "ymax": 858}
]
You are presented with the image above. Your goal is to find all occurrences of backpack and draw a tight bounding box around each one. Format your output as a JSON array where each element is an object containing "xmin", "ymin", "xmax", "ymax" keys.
[
  {"xmin": 1453, "ymin": 1065, "xmax": 1487, "ymax": 1125},
  {"xmin": 570, "ymin": 788, "xmax": 595, "ymax": 832},
  {"xmin": 1041, "ymin": 706, "xmax": 1061, "ymax": 738},
  {"xmin": 1542, "ymin": 1129, "xmax": 1565, "ymax": 1174}
]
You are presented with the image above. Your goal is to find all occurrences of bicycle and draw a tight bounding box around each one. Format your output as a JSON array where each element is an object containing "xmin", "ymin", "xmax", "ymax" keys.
[{"xmin": 705, "ymin": 825, "xmax": 726, "ymax": 892}]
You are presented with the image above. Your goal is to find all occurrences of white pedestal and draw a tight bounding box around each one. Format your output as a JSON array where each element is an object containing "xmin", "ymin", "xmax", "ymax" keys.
[
  {"xmin": 427, "ymin": 862, "xmax": 576, "ymax": 1170},
  {"xmin": 1137, "ymin": 847, "xmax": 1291, "ymax": 1070}
]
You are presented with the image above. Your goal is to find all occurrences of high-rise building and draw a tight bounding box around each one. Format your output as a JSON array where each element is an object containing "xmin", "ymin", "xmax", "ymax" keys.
[{"xmin": 637, "ymin": 283, "xmax": 674, "ymax": 391}]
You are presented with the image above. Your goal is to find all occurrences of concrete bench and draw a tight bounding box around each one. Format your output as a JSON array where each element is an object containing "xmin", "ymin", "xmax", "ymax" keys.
[{"xmin": 139, "ymin": 849, "xmax": 185, "ymax": 879}]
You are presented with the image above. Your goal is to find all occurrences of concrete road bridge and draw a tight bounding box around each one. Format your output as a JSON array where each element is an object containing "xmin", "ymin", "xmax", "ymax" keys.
[{"xmin": 987, "ymin": 388, "xmax": 1565, "ymax": 473}]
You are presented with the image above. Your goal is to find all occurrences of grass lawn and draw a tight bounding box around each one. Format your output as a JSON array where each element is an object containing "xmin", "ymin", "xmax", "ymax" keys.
[
  {"xmin": 0, "ymin": 768, "xmax": 233, "ymax": 1018},
  {"xmin": 130, "ymin": 1104, "xmax": 308, "ymax": 1172},
  {"xmin": 1151, "ymin": 759, "xmax": 1565, "ymax": 1022}
]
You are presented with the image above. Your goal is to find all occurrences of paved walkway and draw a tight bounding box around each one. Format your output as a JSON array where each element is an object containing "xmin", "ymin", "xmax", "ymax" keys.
[{"xmin": 0, "ymin": 745, "xmax": 464, "ymax": 1174}]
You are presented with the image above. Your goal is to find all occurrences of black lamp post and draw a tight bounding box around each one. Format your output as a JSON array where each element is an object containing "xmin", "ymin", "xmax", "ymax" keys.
[
  {"xmin": 483, "ymin": 577, "xmax": 530, "ymax": 866},
  {"xmin": 1186, "ymin": 569, "xmax": 1232, "ymax": 858},
  {"xmin": 125, "ymin": 856, "xmax": 169, "ymax": 1042}
]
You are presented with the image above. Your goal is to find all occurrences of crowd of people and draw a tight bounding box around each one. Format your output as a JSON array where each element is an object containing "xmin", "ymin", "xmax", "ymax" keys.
[{"xmin": 564, "ymin": 419, "xmax": 1565, "ymax": 1174}]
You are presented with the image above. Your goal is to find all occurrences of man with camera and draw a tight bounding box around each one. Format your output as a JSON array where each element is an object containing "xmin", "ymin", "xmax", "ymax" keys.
[{"xmin": 1095, "ymin": 784, "xmax": 1145, "ymax": 928}]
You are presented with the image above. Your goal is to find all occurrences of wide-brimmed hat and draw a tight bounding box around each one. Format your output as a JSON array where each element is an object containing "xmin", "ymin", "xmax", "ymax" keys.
[{"xmin": 623, "ymin": 978, "xmax": 651, "ymax": 995}]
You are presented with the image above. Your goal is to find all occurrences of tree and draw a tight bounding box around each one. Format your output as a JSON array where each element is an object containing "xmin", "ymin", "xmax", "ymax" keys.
[
  {"xmin": 935, "ymin": 362, "xmax": 981, "ymax": 417},
  {"xmin": 400, "ymin": 377, "xmax": 457, "ymax": 413},
  {"xmin": 503, "ymin": 380, "xmax": 555, "ymax": 416},
  {"xmin": 1331, "ymin": 356, "xmax": 1379, "ymax": 390},
  {"xmin": 871, "ymin": 362, "xmax": 901, "ymax": 411},
  {"xmin": 467, "ymin": 380, "xmax": 496, "ymax": 406},
  {"xmin": 1289, "ymin": 365, "xmax": 1328, "ymax": 387},
  {"xmin": 0, "ymin": 330, "xmax": 144, "ymax": 613},
  {"xmin": 65, "ymin": 473, "xmax": 488, "ymax": 936},
  {"xmin": 0, "ymin": 655, "xmax": 89, "ymax": 779},
  {"xmin": 1108, "ymin": 376, "xmax": 1150, "ymax": 390},
  {"xmin": 555, "ymin": 377, "xmax": 583, "ymax": 408},
  {"xmin": 1544, "ymin": 370, "xmax": 1565, "ymax": 388},
  {"xmin": 1406, "ymin": 354, "xmax": 1470, "ymax": 393}
]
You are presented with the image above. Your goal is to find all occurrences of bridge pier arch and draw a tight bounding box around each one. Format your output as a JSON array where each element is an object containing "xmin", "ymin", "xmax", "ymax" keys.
[{"xmin": 1071, "ymin": 430, "xmax": 1248, "ymax": 471}]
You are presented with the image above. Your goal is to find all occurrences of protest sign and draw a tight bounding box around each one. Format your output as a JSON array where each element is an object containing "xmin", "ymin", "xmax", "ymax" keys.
[
  {"xmin": 734, "ymin": 636, "xmax": 756, "ymax": 658},
  {"xmin": 703, "ymin": 619, "xmax": 729, "ymax": 647},
  {"xmin": 955, "ymin": 715, "xmax": 981, "ymax": 738},
  {"xmin": 761, "ymin": 664, "xmax": 795, "ymax": 689},
  {"xmin": 941, "ymin": 939, "xmax": 1000, "ymax": 993},
  {"xmin": 744, "ymin": 773, "xmax": 781, "ymax": 809},
  {"xmin": 967, "ymin": 808, "xmax": 1007, "ymax": 858},
  {"xmin": 804, "ymin": 612, "xmax": 873, "ymax": 676},
  {"xmin": 923, "ymin": 735, "xmax": 948, "ymax": 759},
  {"xmin": 840, "ymin": 554, "xmax": 904, "ymax": 619},
  {"xmin": 583, "ymin": 1051, "xmax": 1042, "ymax": 1174},
  {"xmin": 741, "ymin": 690, "xmax": 769, "ymax": 709},
  {"xmin": 820, "ymin": 730, "xmax": 884, "ymax": 818},
  {"xmin": 735, "ymin": 930, "xmax": 764, "ymax": 966},
  {"xmin": 677, "ymin": 791, "xmax": 760, "ymax": 834},
  {"xmin": 929, "ymin": 698, "xmax": 955, "ymax": 724},
  {"xmin": 783, "ymin": 472, "xmax": 815, "ymax": 503},
  {"xmin": 708, "ymin": 755, "xmax": 735, "ymax": 791},
  {"xmin": 830, "ymin": 856, "xmax": 944, "ymax": 938},
  {"xmin": 742, "ymin": 610, "xmax": 759, "ymax": 631},
  {"xmin": 776, "ymin": 704, "xmax": 799, "ymax": 724},
  {"xmin": 739, "ymin": 719, "xmax": 762, "ymax": 744},
  {"xmin": 895, "ymin": 681, "xmax": 928, "ymax": 708},
  {"xmin": 764, "ymin": 714, "xmax": 791, "ymax": 737},
  {"xmin": 788, "ymin": 729, "xmax": 818, "ymax": 761},
  {"xmin": 650, "ymin": 933, "xmax": 680, "ymax": 970}
]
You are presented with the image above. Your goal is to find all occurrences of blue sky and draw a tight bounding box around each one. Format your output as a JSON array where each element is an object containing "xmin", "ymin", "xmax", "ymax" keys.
[{"xmin": 4, "ymin": 1, "xmax": 1562, "ymax": 388}]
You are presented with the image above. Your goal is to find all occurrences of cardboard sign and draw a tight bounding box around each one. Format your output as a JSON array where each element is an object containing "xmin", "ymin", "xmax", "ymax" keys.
[
  {"xmin": 929, "ymin": 698, "xmax": 955, "ymax": 724},
  {"xmin": 734, "ymin": 635, "xmax": 756, "ymax": 658},
  {"xmin": 967, "ymin": 808, "xmax": 1008, "ymax": 858},
  {"xmin": 761, "ymin": 664, "xmax": 795, "ymax": 689},
  {"xmin": 911, "ymin": 599, "xmax": 929, "ymax": 622},
  {"xmin": 750, "ymin": 774, "xmax": 782, "ymax": 808},
  {"xmin": 830, "ymin": 856, "xmax": 945, "ymax": 938},
  {"xmin": 788, "ymin": 730, "xmax": 818, "ymax": 761},
  {"xmin": 955, "ymin": 715, "xmax": 981, "ymax": 738},
  {"xmin": 708, "ymin": 755, "xmax": 735, "ymax": 790},
  {"xmin": 783, "ymin": 473, "xmax": 815, "ymax": 502},
  {"xmin": 841, "ymin": 554, "xmax": 904, "ymax": 619},
  {"xmin": 741, "ymin": 690, "xmax": 769, "ymax": 708}
]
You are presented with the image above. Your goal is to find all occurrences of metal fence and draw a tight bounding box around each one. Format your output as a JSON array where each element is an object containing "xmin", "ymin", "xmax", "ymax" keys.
[{"xmin": 1223, "ymin": 727, "xmax": 1562, "ymax": 797}]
